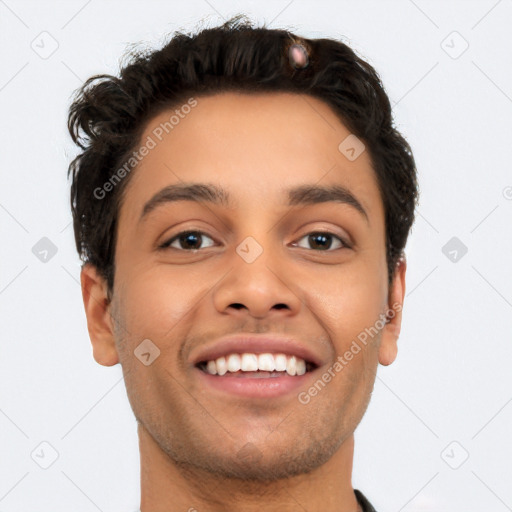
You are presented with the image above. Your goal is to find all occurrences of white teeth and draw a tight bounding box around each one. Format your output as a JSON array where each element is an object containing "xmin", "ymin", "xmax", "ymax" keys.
[
  {"xmin": 241, "ymin": 353, "xmax": 259, "ymax": 371},
  {"xmin": 286, "ymin": 355, "xmax": 297, "ymax": 376},
  {"xmin": 201, "ymin": 352, "xmax": 310, "ymax": 376},
  {"xmin": 258, "ymin": 353, "xmax": 276, "ymax": 372},
  {"xmin": 216, "ymin": 356, "xmax": 227, "ymax": 376},
  {"xmin": 274, "ymin": 353, "xmax": 287, "ymax": 372},
  {"xmin": 226, "ymin": 353, "xmax": 241, "ymax": 372},
  {"xmin": 206, "ymin": 360, "xmax": 217, "ymax": 375}
]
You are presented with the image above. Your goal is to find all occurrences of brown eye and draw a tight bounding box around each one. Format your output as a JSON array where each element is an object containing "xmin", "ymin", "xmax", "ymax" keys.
[
  {"xmin": 160, "ymin": 231, "xmax": 216, "ymax": 251},
  {"xmin": 294, "ymin": 232, "xmax": 348, "ymax": 251}
]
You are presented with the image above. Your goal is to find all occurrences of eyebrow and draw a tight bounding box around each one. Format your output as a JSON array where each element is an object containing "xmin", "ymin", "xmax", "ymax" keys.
[{"xmin": 139, "ymin": 182, "xmax": 369, "ymax": 223}]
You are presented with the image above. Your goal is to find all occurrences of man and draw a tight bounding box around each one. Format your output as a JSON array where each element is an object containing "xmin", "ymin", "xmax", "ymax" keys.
[{"xmin": 67, "ymin": 14, "xmax": 418, "ymax": 512}]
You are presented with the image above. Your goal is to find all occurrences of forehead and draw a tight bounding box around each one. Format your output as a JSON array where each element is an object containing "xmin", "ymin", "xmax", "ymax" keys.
[{"xmin": 119, "ymin": 91, "xmax": 383, "ymax": 224}]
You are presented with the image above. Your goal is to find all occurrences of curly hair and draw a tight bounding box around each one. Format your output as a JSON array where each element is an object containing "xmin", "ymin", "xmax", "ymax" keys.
[{"xmin": 67, "ymin": 14, "xmax": 419, "ymax": 300}]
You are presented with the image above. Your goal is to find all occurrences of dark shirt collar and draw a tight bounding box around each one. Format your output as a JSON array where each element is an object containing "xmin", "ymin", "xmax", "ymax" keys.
[{"xmin": 355, "ymin": 489, "xmax": 377, "ymax": 512}]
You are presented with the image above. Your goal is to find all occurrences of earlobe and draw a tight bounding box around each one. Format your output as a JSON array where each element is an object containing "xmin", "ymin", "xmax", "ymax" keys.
[
  {"xmin": 80, "ymin": 263, "xmax": 119, "ymax": 367},
  {"xmin": 378, "ymin": 256, "xmax": 407, "ymax": 367}
]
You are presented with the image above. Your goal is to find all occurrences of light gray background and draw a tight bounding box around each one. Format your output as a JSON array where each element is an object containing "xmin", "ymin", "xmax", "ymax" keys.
[{"xmin": 1, "ymin": 0, "xmax": 511, "ymax": 510}]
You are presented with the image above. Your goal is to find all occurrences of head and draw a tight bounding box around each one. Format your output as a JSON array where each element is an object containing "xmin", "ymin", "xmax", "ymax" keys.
[{"xmin": 69, "ymin": 15, "xmax": 418, "ymax": 482}]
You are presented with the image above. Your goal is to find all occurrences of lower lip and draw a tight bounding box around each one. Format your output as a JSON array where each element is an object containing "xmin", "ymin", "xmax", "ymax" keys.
[{"xmin": 195, "ymin": 367, "xmax": 315, "ymax": 398}]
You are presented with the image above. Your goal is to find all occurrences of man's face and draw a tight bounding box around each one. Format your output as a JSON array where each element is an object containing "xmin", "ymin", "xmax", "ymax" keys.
[{"xmin": 87, "ymin": 92, "xmax": 404, "ymax": 480}]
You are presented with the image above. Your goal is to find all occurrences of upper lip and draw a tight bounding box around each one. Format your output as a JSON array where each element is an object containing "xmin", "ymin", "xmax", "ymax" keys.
[{"xmin": 190, "ymin": 334, "xmax": 325, "ymax": 368}]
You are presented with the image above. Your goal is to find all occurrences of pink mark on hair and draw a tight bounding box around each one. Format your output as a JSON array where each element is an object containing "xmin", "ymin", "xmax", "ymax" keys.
[{"xmin": 288, "ymin": 43, "xmax": 309, "ymax": 69}]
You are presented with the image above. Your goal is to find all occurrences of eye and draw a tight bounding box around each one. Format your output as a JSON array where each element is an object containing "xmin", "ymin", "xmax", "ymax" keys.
[
  {"xmin": 293, "ymin": 231, "xmax": 349, "ymax": 251},
  {"xmin": 159, "ymin": 230, "xmax": 216, "ymax": 251},
  {"xmin": 158, "ymin": 230, "xmax": 350, "ymax": 252}
]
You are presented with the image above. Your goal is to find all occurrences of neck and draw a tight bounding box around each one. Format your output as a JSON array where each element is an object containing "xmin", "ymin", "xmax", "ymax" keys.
[{"xmin": 139, "ymin": 423, "xmax": 361, "ymax": 512}]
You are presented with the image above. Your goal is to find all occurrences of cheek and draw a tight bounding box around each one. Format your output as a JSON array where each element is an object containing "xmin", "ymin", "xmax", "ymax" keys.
[
  {"xmin": 304, "ymin": 264, "xmax": 385, "ymax": 350},
  {"xmin": 117, "ymin": 267, "xmax": 204, "ymax": 339}
]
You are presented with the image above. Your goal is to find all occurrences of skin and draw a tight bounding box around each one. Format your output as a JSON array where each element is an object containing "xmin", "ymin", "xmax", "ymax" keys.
[{"xmin": 80, "ymin": 92, "xmax": 406, "ymax": 512}]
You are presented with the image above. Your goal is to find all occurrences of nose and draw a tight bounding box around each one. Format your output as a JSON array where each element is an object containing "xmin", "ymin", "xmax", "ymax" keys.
[{"xmin": 212, "ymin": 242, "xmax": 302, "ymax": 320}]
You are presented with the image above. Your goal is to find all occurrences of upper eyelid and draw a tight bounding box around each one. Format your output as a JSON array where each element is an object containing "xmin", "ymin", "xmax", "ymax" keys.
[
  {"xmin": 159, "ymin": 229, "xmax": 215, "ymax": 248},
  {"xmin": 292, "ymin": 231, "xmax": 351, "ymax": 250},
  {"xmin": 159, "ymin": 229, "xmax": 215, "ymax": 249}
]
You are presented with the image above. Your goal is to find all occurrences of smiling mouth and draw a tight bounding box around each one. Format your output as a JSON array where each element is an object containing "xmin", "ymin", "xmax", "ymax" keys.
[{"xmin": 196, "ymin": 352, "xmax": 318, "ymax": 378}]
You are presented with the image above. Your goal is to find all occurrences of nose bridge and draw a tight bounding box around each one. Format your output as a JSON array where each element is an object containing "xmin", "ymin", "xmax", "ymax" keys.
[
  {"xmin": 233, "ymin": 230, "xmax": 285, "ymax": 292},
  {"xmin": 212, "ymin": 228, "xmax": 301, "ymax": 318},
  {"xmin": 230, "ymin": 201, "xmax": 283, "ymax": 266}
]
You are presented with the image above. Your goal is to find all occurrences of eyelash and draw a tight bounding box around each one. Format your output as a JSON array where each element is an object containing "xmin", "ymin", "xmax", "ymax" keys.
[{"xmin": 158, "ymin": 230, "xmax": 351, "ymax": 252}]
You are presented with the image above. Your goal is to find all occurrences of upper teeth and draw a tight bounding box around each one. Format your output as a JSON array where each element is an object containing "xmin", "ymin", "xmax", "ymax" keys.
[{"xmin": 204, "ymin": 353, "xmax": 307, "ymax": 376}]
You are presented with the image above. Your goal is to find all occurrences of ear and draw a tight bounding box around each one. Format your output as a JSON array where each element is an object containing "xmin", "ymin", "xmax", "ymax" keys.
[
  {"xmin": 378, "ymin": 256, "xmax": 407, "ymax": 366},
  {"xmin": 80, "ymin": 263, "xmax": 119, "ymax": 367}
]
